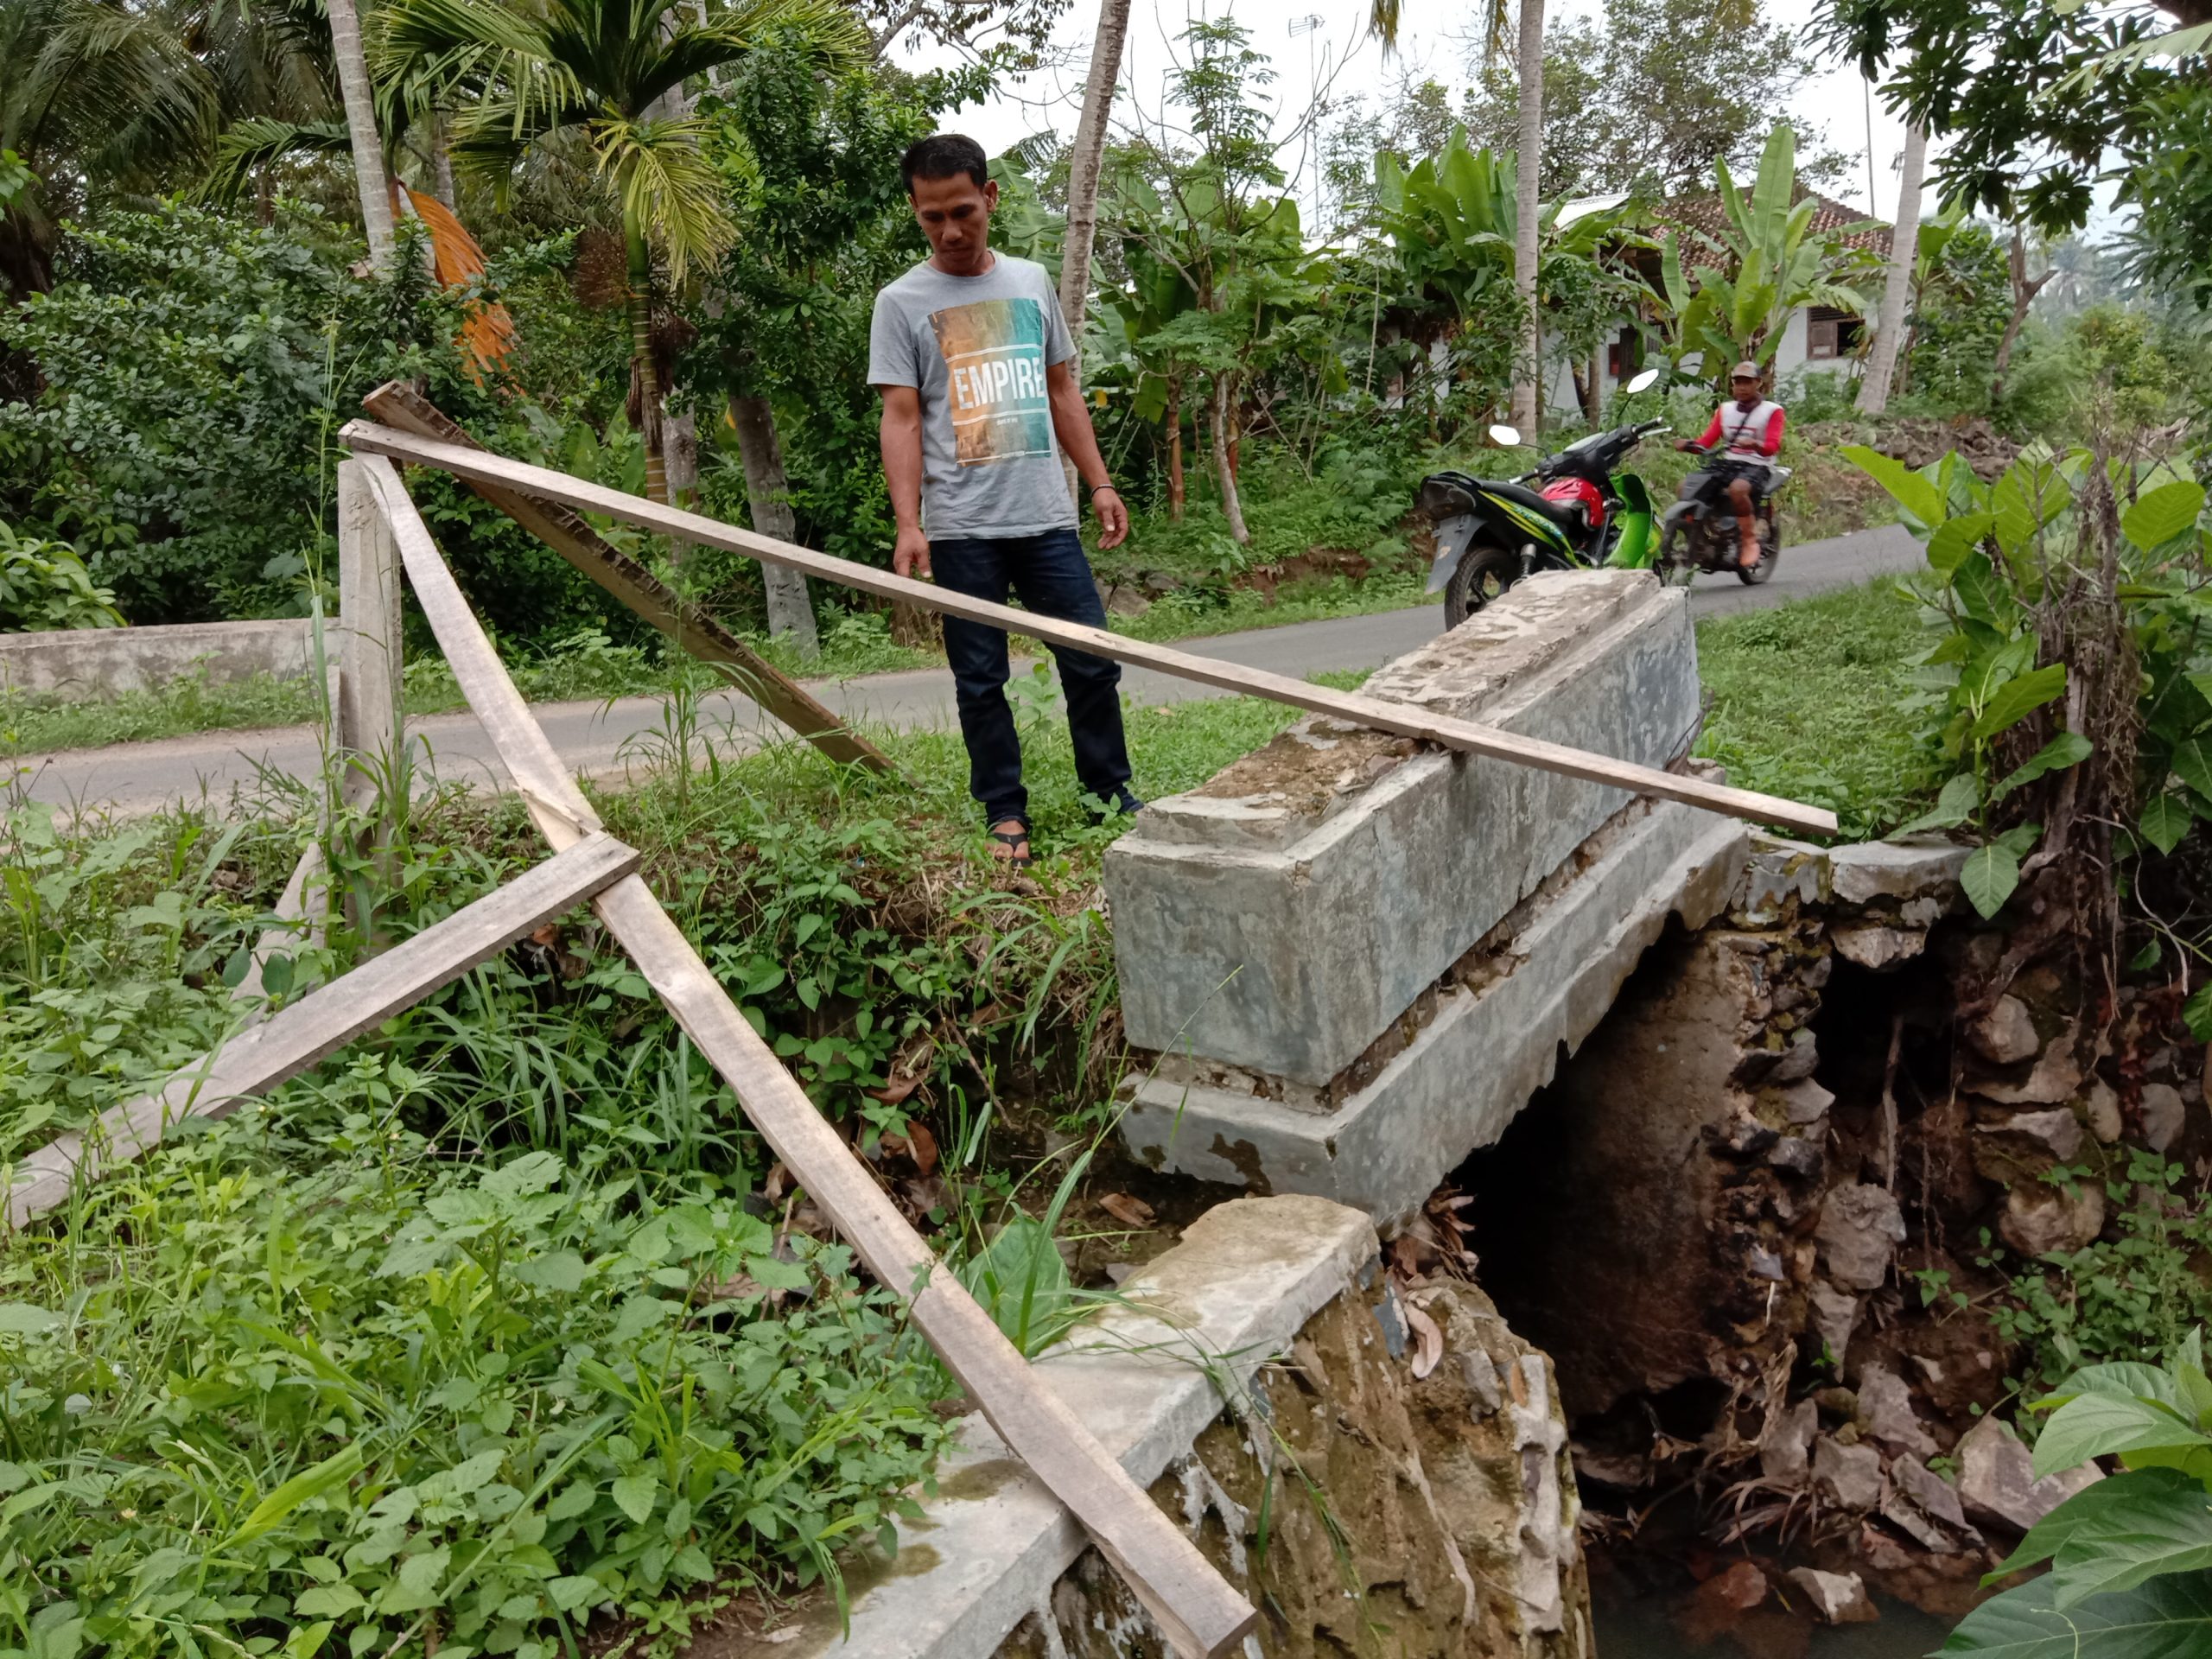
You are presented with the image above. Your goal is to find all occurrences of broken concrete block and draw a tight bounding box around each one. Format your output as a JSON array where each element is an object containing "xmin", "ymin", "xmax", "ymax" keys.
[
  {"xmin": 1977, "ymin": 1040, "xmax": 2084, "ymax": 1106},
  {"xmin": 1816, "ymin": 1185, "xmax": 1908, "ymax": 1291},
  {"xmin": 1815, "ymin": 1436, "xmax": 1885, "ymax": 1510},
  {"xmin": 1832, "ymin": 925, "xmax": 1928, "ymax": 971},
  {"xmin": 1789, "ymin": 1567, "xmax": 1877, "ymax": 1625},
  {"xmin": 1857, "ymin": 1364, "xmax": 1938, "ymax": 1458},
  {"xmin": 1759, "ymin": 1397, "xmax": 1819, "ymax": 1483},
  {"xmin": 1999, "ymin": 1180, "xmax": 2107, "ymax": 1257},
  {"xmin": 1768, "ymin": 1136, "xmax": 1822, "ymax": 1178},
  {"xmin": 1956, "ymin": 1415, "xmax": 2103, "ymax": 1534},
  {"xmin": 1783, "ymin": 1078, "xmax": 1835, "ymax": 1126},
  {"xmin": 1967, "ymin": 995, "xmax": 2041, "ymax": 1065},
  {"xmin": 1973, "ymin": 1106, "xmax": 2085, "ymax": 1178},
  {"xmin": 2142, "ymin": 1082, "xmax": 2186, "ymax": 1153}
]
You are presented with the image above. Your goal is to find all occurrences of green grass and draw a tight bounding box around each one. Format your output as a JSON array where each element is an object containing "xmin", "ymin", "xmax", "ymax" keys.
[{"xmin": 1693, "ymin": 576, "xmax": 1942, "ymax": 839}]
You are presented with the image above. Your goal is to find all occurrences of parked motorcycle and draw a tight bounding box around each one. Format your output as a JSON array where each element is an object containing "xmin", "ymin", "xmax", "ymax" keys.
[
  {"xmin": 1419, "ymin": 368, "xmax": 1667, "ymax": 628},
  {"xmin": 1656, "ymin": 449, "xmax": 1789, "ymax": 587}
]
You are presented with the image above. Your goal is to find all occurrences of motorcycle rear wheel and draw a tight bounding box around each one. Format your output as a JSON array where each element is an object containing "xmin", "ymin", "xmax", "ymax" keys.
[
  {"xmin": 1656, "ymin": 520, "xmax": 1698, "ymax": 588},
  {"xmin": 1444, "ymin": 543, "xmax": 1521, "ymax": 628}
]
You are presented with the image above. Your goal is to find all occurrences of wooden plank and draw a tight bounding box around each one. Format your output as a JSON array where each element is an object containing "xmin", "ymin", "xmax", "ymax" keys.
[
  {"xmin": 358, "ymin": 382, "xmax": 893, "ymax": 779},
  {"xmin": 5, "ymin": 832, "xmax": 639, "ymax": 1228},
  {"xmin": 359, "ymin": 458, "xmax": 1257, "ymax": 1659},
  {"xmin": 340, "ymin": 418, "xmax": 1840, "ymax": 838}
]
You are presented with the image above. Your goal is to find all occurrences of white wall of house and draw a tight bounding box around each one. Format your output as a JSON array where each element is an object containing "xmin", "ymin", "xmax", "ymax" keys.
[{"xmin": 1540, "ymin": 304, "xmax": 1860, "ymax": 427}]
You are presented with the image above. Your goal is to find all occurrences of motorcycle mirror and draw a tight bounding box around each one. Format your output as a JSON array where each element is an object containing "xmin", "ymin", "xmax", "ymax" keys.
[
  {"xmin": 1487, "ymin": 423, "xmax": 1522, "ymax": 448},
  {"xmin": 1624, "ymin": 367, "xmax": 1660, "ymax": 394}
]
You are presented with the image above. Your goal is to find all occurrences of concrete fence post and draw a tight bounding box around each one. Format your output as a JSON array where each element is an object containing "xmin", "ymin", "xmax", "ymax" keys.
[{"xmin": 335, "ymin": 457, "xmax": 404, "ymax": 938}]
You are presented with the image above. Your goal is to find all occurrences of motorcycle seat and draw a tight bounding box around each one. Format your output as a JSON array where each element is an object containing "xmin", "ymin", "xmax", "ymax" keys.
[{"xmin": 1415, "ymin": 471, "xmax": 1578, "ymax": 530}]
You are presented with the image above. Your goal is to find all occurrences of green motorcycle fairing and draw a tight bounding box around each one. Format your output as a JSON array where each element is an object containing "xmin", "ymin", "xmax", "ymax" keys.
[
  {"xmin": 1478, "ymin": 488, "xmax": 1578, "ymax": 557},
  {"xmin": 1606, "ymin": 472, "xmax": 1656, "ymax": 569}
]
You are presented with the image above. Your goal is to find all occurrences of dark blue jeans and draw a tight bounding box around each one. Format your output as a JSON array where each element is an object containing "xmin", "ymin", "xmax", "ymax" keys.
[{"xmin": 930, "ymin": 526, "xmax": 1134, "ymax": 828}]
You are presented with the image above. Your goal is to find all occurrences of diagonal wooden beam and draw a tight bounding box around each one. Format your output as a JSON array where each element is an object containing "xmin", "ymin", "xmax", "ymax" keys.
[
  {"xmin": 340, "ymin": 417, "xmax": 1839, "ymax": 838},
  {"xmin": 359, "ymin": 382, "xmax": 894, "ymax": 778},
  {"xmin": 5, "ymin": 831, "xmax": 640, "ymax": 1228},
  {"xmin": 353, "ymin": 457, "xmax": 1258, "ymax": 1659}
]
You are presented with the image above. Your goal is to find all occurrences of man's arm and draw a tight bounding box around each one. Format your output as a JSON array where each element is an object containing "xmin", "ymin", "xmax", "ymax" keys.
[
  {"xmin": 877, "ymin": 384, "xmax": 931, "ymax": 579},
  {"xmin": 1680, "ymin": 409, "xmax": 1725, "ymax": 452},
  {"xmin": 1046, "ymin": 359, "xmax": 1128, "ymax": 551},
  {"xmin": 1758, "ymin": 407, "xmax": 1786, "ymax": 456}
]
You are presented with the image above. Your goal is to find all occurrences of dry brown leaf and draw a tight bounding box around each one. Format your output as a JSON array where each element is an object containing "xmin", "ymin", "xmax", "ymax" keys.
[
  {"xmin": 1098, "ymin": 1192, "xmax": 1156, "ymax": 1229},
  {"xmin": 1406, "ymin": 1303, "xmax": 1444, "ymax": 1380},
  {"xmin": 904, "ymin": 1118, "xmax": 939, "ymax": 1175},
  {"xmin": 868, "ymin": 1071, "xmax": 925, "ymax": 1108}
]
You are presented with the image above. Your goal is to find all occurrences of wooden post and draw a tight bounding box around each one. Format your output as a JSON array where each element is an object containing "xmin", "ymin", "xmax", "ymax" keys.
[{"xmin": 336, "ymin": 458, "xmax": 405, "ymax": 939}]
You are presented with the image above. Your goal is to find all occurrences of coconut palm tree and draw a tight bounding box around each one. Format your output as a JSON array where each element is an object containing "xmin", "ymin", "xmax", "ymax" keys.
[
  {"xmin": 380, "ymin": 0, "xmax": 866, "ymax": 502},
  {"xmin": 1, "ymin": 0, "xmax": 216, "ymax": 297},
  {"xmin": 1859, "ymin": 120, "xmax": 1926, "ymax": 416}
]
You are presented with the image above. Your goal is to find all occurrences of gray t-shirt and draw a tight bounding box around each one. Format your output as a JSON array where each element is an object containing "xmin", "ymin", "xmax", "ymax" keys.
[{"xmin": 868, "ymin": 253, "xmax": 1077, "ymax": 538}]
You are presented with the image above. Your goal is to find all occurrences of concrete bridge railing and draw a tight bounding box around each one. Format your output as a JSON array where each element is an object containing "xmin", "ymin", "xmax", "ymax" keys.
[{"xmin": 1105, "ymin": 569, "xmax": 1751, "ymax": 1223}]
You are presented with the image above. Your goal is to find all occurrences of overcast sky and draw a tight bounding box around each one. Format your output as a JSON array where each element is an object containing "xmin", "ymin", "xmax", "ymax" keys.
[{"xmin": 895, "ymin": 0, "xmax": 1923, "ymax": 224}]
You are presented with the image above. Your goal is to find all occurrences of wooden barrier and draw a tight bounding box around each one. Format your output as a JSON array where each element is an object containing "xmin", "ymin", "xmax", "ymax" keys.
[
  {"xmin": 359, "ymin": 382, "xmax": 893, "ymax": 778},
  {"xmin": 352, "ymin": 456, "xmax": 1260, "ymax": 1658},
  {"xmin": 338, "ymin": 416, "xmax": 1840, "ymax": 838}
]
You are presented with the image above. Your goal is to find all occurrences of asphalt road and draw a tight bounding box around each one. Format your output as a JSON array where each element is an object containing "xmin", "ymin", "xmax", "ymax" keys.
[{"xmin": 13, "ymin": 523, "xmax": 1921, "ymax": 817}]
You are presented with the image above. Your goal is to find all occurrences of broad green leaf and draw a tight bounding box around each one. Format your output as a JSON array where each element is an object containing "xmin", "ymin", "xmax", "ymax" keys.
[
  {"xmin": 548, "ymin": 1573, "xmax": 603, "ymax": 1611},
  {"xmin": 1974, "ymin": 663, "xmax": 2068, "ymax": 740},
  {"xmin": 1841, "ymin": 444, "xmax": 1946, "ymax": 530},
  {"xmin": 283, "ymin": 1624, "xmax": 335, "ymax": 1659},
  {"xmin": 293, "ymin": 1586, "xmax": 366, "ymax": 1618},
  {"xmin": 2124, "ymin": 480, "xmax": 2206, "ymax": 551},
  {"xmin": 1994, "ymin": 731, "xmax": 2092, "ymax": 800},
  {"xmin": 481, "ymin": 1150, "xmax": 563, "ymax": 1199},
  {"xmin": 2046, "ymin": 1363, "xmax": 2195, "ymax": 1416},
  {"xmin": 2186, "ymin": 981, "xmax": 2212, "ymax": 1044},
  {"xmin": 545, "ymin": 1480, "xmax": 596, "ymax": 1521},
  {"xmin": 1941, "ymin": 1567, "xmax": 2212, "ymax": 1656},
  {"xmin": 0, "ymin": 1304, "xmax": 62, "ymax": 1337},
  {"xmin": 612, "ymin": 1471, "xmax": 659, "ymax": 1525},
  {"xmin": 743, "ymin": 1253, "xmax": 811, "ymax": 1293},
  {"xmin": 1961, "ymin": 840, "xmax": 2024, "ymax": 919},
  {"xmin": 2140, "ymin": 795, "xmax": 2193, "ymax": 855},
  {"xmin": 1991, "ymin": 1468, "xmax": 2198, "ymax": 1580},
  {"xmin": 2175, "ymin": 737, "xmax": 2212, "ymax": 803},
  {"xmin": 2035, "ymin": 1393, "xmax": 2212, "ymax": 1479},
  {"xmin": 223, "ymin": 1444, "xmax": 366, "ymax": 1548},
  {"xmin": 1955, "ymin": 552, "xmax": 2016, "ymax": 627},
  {"xmin": 1897, "ymin": 772, "xmax": 1982, "ymax": 834},
  {"xmin": 2051, "ymin": 1486, "xmax": 2212, "ymax": 1607},
  {"xmin": 1928, "ymin": 512, "xmax": 1998, "ymax": 578},
  {"xmin": 512, "ymin": 1250, "xmax": 586, "ymax": 1294}
]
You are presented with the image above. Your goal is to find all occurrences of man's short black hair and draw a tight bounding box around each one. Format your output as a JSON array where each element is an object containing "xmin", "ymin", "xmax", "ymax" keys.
[{"xmin": 901, "ymin": 133, "xmax": 989, "ymax": 194}]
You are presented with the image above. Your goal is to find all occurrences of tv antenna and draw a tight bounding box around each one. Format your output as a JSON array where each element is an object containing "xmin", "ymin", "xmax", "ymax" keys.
[{"xmin": 1288, "ymin": 15, "xmax": 1329, "ymax": 232}]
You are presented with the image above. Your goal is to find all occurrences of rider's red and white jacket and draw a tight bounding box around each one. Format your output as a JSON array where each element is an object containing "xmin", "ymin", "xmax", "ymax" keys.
[{"xmin": 1692, "ymin": 400, "xmax": 1787, "ymax": 459}]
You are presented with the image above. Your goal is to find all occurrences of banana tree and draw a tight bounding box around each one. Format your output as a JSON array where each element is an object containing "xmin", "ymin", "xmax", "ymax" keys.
[
  {"xmin": 1657, "ymin": 124, "xmax": 1877, "ymax": 385},
  {"xmin": 379, "ymin": 0, "xmax": 864, "ymax": 502}
]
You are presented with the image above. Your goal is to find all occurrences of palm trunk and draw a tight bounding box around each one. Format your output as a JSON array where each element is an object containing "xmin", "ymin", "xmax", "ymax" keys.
[
  {"xmin": 1212, "ymin": 372, "xmax": 1249, "ymax": 545},
  {"xmin": 663, "ymin": 405, "xmax": 699, "ymax": 571},
  {"xmin": 327, "ymin": 0, "xmax": 395, "ymax": 269},
  {"xmin": 1165, "ymin": 374, "xmax": 1185, "ymax": 521},
  {"xmin": 1510, "ymin": 0, "xmax": 1546, "ymax": 436},
  {"xmin": 1859, "ymin": 122, "xmax": 1926, "ymax": 416},
  {"xmin": 730, "ymin": 392, "xmax": 821, "ymax": 658},
  {"xmin": 626, "ymin": 228, "xmax": 668, "ymax": 505},
  {"xmin": 1054, "ymin": 0, "xmax": 1132, "ymax": 504},
  {"xmin": 431, "ymin": 114, "xmax": 457, "ymax": 210}
]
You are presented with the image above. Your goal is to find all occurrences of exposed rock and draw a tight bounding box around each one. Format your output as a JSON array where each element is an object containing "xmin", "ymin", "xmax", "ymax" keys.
[
  {"xmin": 2086, "ymin": 1079, "xmax": 2123, "ymax": 1142},
  {"xmin": 1706, "ymin": 1560, "xmax": 1770, "ymax": 1612},
  {"xmin": 1817, "ymin": 1185, "xmax": 1908, "ymax": 1291},
  {"xmin": 1815, "ymin": 1436, "xmax": 1885, "ymax": 1511},
  {"xmin": 2141, "ymin": 1082, "xmax": 2186, "ymax": 1153},
  {"xmin": 1749, "ymin": 1245, "xmax": 1787, "ymax": 1281},
  {"xmin": 1833, "ymin": 925, "xmax": 1928, "ymax": 971},
  {"xmin": 1828, "ymin": 837, "xmax": 1970, "ymax": 906},
  {"xmin": 1808, "ymin": 1279, "xmax": 1864, "ymax": 1363},
  {"xmin": 1783, "ymin": 1078, "xmax": 1835, "ymax": 1126},
  {"xmin": 1892, "ymin": 1452, "xmax": 1979, "ymax": 1539},
  {"xmin": 1999, "ymin": 1180, "xmax": 2107, "ymax": 1257},
  {"xmin": 1768, "ymin": 1136, "xmax": 1823, "ymax": 1178},
  {"xmin": 1966, "ymin": 995, "xmax": 2040, "ymax": 1065},
  {"xmin": 1760, "ymin": 1398, "xmax": 1819, "ymax": 1483},
  {"xmin": 1956, "ymin": 1415, "xmax": 2104, "ymax": 1535},
  {"xmin": 1857, "ymin": 1364, "xmax": 1938, "ymax": 1458},
  {"xmin": 1789, "ymin": 1567, "xmax": 1877, "ymax": 1625},
  {"xmin": 1882, "ymin": 1491, "xmax": 1961, "ymax": 1553},
  {"xmin": 1770, "ymin": 1029, "xmax": 1821, "ymax": 1084},
  {"xmin": 1977, "ymin": 1040, "xmax": 2083, "ymax": 1106},
  {"xmin": 1993, "ymin": 1108, "xmax": 2083, "ymax": 1162}
]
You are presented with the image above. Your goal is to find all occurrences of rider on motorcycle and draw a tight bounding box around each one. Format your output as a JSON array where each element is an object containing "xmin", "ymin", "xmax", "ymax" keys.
[{"xmin": 1677, "ymin": 361, "xmax": 1785, "ymax": 570}]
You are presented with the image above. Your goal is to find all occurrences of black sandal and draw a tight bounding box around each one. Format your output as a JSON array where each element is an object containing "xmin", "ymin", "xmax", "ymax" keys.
[{"xmin": 987, "ymin": 822, "xmax": 1033, "ymax": 868}]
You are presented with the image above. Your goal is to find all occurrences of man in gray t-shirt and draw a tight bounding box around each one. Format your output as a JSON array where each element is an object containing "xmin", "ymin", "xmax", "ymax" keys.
[{"xmin": 869, "ymin": 132, "xmax": 1137, "ymax": 868}]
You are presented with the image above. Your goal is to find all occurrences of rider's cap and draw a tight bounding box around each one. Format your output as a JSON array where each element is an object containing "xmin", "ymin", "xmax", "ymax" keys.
[{"xmin": 1731, "ymin": 360, "xmax": 1760, "ymax": 380}]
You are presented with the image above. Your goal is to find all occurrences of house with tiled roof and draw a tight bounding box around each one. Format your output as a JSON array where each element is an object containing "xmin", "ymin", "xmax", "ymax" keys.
[{"xmin": 1547, "ymin": 187, "xmax": 1892, "ymax": 418}]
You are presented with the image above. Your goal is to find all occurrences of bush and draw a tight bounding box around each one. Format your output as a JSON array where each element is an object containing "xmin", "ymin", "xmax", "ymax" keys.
[{"xmin": 0, "ymin": 517, "xmax": 122, "ymax": 630}]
